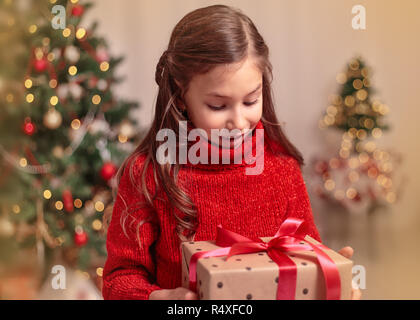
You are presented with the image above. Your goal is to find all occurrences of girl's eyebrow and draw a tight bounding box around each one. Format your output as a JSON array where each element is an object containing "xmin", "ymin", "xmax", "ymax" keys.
[{"xmin": 205, "ymin": 83, "xmax": 262, "ymax": 98}]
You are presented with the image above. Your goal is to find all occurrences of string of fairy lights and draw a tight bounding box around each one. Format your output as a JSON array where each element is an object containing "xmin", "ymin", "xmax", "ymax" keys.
[{"xmin": 311, "ymin": 57, "xmax": 402, "ymax": 212}]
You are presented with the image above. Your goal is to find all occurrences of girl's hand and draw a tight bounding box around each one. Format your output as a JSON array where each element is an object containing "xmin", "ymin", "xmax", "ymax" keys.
[
  {"xmin": 149, "ymin": 287, "xmax": 198, "ymax": 300},
  {"xmin": 338, "ymin": 246, "xmax": 362, "ymax": 300}
]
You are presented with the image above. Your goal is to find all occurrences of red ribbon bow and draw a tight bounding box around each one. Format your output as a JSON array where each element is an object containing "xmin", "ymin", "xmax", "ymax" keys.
[{"xmin": 188, "ymin": 217, "xmax": 342, "ymax": 299}]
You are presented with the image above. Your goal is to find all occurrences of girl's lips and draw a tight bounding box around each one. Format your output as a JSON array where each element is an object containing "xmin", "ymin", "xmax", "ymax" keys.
[
  {"xmin": 218, "ymin": 129, "xmax": 254, "ymax": 147},
  {"xmin": 221, "ymin": 133, "xmax": 244, "ymax": 140},
  {"xmin": 220, "ymin": 128, "xmax": 253, "ymax": 140}
]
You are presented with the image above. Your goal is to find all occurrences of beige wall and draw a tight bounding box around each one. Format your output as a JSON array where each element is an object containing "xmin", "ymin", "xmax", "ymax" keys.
[{"xmin": 84, "ymin": 0, "xmax": 420, "ymax": 250}]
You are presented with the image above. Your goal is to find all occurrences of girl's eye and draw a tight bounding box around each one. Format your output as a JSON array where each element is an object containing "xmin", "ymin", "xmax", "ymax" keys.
[
  {"xmin": 207, "ymin": 99, "xmax": 259, "ymax": 111},
  {"xmin": 244, "ymin": 99, "xmax": 259, "ymax": 106},
  {"xmin": 207, "ymin": 104, "xmax": 225, "ymax": 111}
]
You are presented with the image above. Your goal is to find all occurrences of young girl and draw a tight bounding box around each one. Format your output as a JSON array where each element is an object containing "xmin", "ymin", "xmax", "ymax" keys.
[{"xmin": 102, "ymin": 4, "xmax": 360, "ymax": 300}]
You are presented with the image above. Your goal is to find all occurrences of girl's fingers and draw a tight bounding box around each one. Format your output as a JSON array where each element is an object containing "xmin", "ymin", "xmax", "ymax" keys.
[
  {"xmin": 338, "ymin": 246, "xmax": 354, "ymax": 259},
  {"xmin": 351, "ymin": 280, "xmax": 362, "ymax": 300},
  {"xmin": 351, "ymin": 287, "xmax": 362, "ymax": 300},
  {"xmin": 185, "ymin": 291, "xmax": 198, "ymax": 300}
]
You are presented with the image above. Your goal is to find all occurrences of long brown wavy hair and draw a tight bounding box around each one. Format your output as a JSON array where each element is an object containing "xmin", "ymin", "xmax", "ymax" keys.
[{"xmin": 103, "ymin": 4, "xmax": 305, "ymax": 246}]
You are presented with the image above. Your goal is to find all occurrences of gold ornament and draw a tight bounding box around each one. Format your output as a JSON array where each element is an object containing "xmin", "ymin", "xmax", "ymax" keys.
[
  {"xmin": 96, "ymin": 267, "xmax": 104, "ymax": 277},
  {"xmin": 12, "ymin": 205, "xmax": 21, "ymax": 214},
  {"xmin": 363, "ymin": 118, "xmax": 374, "ymax": 129},
  {"xmin": 356, "ymin": 129, "xmax": 367, "ymax": 140},
  {"xmin": 386, "ymin": 192, "xmax": 396, "ymax": 203},
  {"xmin": 52, "ymin": 145, "xmax": 64, "ymax": 158},
  {"xmin": 361, "ymin": 67, "xmax": 369, "ymax": 78},
  {"xmin": 349, "ymin": 59, "xmax": 360, "ymax": 70},
  {"xmin": 94, "ymin": 201, "xmax": 104, "ymax": 212},
  {"xmin": 352, "ymin": 79, "xmax": 363, "ymax": 90},
  {"xmin": 34, "ymin": 47, "xmax": 43, "ymax": 59},
  {"xmin": 71, "ymin": 119, "xmax": 81, "ymax": 130},
  {"xmin": 91, "ymin": 94, "xmax": 101, "ymax": 105},
  {"xmin": 49, "ymin": 79, "xmax": 57, "ymax": 88},
  {"xmin": 50, "ymin": 95, "xmax": 59, "ymax": 106},
  {"xmin": 6, "ymin": 93, "xmax": 14, "ymax": 103},
  {"xmin": 92, "ymin": 219, "xmax": 102, "ymax": 231},
  {"xmin": 55, "ymin": 201, "xmax": 64, "ymax": 210},
  {"xmin": 346, "ymin": 188, "xmax": 357, "ymax": 199},
  {"xmin": 62, "ymin": 28, "xmax": 71, "ymax": 38},
  {"xmin": 324, "ymin": 179, "xmax": 335, "ymax": 191},
  {"xmin": 372, "ymin": 128, "xmax": 382, "ymax": 139},
  {"xmin": 100, "ymin": 61, "xmax": 109, "ymax": 72},
  {"xmin": 120, "ymin": 120, "xmax": 135, "ymax": 138},
  {"xmin": 43, "ymin": 108, "xmax": 62, "ymax": 129},
  {"xmin": 43, "ymin": 189, "xmax": 52, "ymax": 199},
  {"xmin": 363, "ymin": 78, "xmax": 370, "ymax": 87},
  {"xmin": 19, "ymin": 158, "xmax": 27, "ymax": 167},
  {"xmin": 42, "ymin": 37, "xmax": 50, "ymax": 47},
  {"xmin": 118, "ymin": 134, "xmax": 128, "ymax": 143},
  {"xmin": 24, "ymin": 79, "xmax": 33, "ymax": 88},
  {"xmin": 344, "ymin": 95, "xmax": 355, "ymax": 107},
  {"xmin": 0, "ymin": 216, "xmax": 15, "ymax": 237},
  {"xmin": 68, "ymin": 65, "xmax": 77, "ymax": 76},
  {"xmin": 336, "ymin": 73, "xmax": 347, "ymax": 84},
  {"xmin": 74, "ymin": 198, "xmax": 83, "ymax": 208},
  {"xmin": 29, "ymin": 25, "xmax": 37, "ymax": 34},
  {"xmin": 26, "ymin": 93, "xmax": 34, "ymax": 103},
  {"xmin": 356, "ymin": 89, "xmax": 368, "ymax": 101},
  {"xmin": 76, "ymin": 28, "xmax": 86, "ymax": 40}
]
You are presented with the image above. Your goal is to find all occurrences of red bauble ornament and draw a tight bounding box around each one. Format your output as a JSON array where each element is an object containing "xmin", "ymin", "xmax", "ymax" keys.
[
  {"xmin": 74, "ymin": 229, "xmax": 88, "ymax": 246},
  {"xmin": 353, "ymin": 193, "xmax": 361, "ymax": 202},
  {"xmin": 62, "ymin": 189, "xmax": 74, "ymax": 213},
  {"xmin": 34, "ymin": 59, "xmax": 48, "ymax": 72},
  {"xmin": 71, "ymin": 5, "xmax": 84, "ymax": 17},
  {"xmin": 23, "ymin": 121, "xmax": 36, "ymax": 136},
  {"xmin": 100, "ymin": 162, "xmax": 117, "ymax": 181}
]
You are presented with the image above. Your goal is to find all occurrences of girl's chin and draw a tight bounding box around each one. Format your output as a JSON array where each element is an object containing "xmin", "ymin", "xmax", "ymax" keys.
[
  {"xmin": 218, "ymin": 139, "xmax": 241, "ymax": 149},
  {"xmin": 201, "ymin": 126, "xmax": 256, "ymax": 149}
]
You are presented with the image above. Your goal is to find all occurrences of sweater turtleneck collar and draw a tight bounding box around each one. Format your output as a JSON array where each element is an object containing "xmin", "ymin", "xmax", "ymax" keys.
[{"xmin": 181, "ymin": 119, "xmax": 265, "ymax": 170}]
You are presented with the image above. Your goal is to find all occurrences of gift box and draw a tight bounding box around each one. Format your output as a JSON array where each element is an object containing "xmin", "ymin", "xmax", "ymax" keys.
[{"xmin": 181, "ymin": 219, "xmax": 353, "ymax": 300}]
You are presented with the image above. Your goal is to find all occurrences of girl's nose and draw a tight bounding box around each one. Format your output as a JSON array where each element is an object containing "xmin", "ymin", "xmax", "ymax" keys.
[{"xmin": 227, "ymin": 105, "xmax": 247, "ymax": 132}]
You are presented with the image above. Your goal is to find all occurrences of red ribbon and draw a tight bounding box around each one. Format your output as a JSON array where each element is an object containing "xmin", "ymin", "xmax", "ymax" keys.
[{"xmin": 188, "ymin": 217, "xmax": 342, "ymax": 300}]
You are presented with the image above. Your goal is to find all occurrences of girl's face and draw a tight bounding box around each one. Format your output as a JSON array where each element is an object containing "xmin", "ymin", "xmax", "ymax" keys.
[{"xmin": 181, "ymin": 56, "xmax": 263, "ymax": 147}]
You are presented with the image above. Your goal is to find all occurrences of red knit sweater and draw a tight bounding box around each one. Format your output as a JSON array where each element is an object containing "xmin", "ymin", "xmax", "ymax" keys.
[{"xmin": 102, "ymin": 119, "xmax": 321, "ymax": 300}]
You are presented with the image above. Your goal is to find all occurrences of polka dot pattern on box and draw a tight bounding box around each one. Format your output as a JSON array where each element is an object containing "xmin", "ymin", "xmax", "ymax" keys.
[{"xmin": 180, "ymin": 234, "xmax": 352, "ymax": 300}]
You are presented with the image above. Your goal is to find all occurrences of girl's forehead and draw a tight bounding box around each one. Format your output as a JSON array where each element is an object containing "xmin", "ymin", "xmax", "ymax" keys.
[{"xmin": 190, "ymin": 57, "xmax": 262, "ymax": 95}]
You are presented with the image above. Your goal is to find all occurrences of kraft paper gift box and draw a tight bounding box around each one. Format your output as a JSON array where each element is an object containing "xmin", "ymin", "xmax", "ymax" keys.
[{"xmin": 181, "ymin": 232, "xmax": 353, "ymax": 300}]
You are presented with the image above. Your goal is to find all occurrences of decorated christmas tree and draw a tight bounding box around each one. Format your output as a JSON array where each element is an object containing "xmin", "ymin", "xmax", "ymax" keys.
[
  {"xmin": 309, "ymin": 56, "xmax": 403, "ymax": 215},
  {"xmin": 0, "ymin": 0, "xmax": 140, "ymax": 286}
]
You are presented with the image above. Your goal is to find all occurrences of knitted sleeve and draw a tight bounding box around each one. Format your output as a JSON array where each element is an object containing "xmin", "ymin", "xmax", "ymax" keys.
[
  {"xmin": 102, "ymin": 156, "xmax": 162, "ymax": 300},
  {"xmin": 284, "ymin": 157, "xmax": 322, "ymax": 243}
]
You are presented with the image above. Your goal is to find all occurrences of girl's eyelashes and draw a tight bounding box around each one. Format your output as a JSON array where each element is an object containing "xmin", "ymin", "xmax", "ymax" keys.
[
  {"xmin": 244, "ymin": 99, "xmax": 259, "ymax": 106},
  {"xmin": 206, "ymin": 104, "xmax": 225, "ymax": 111},
  {"xmin": 207, "ymin": 99, "xmax": 259, "ymax": 111}
]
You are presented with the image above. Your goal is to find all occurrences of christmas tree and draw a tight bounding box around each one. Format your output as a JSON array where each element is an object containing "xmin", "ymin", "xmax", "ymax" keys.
[
  {"xmin": 0, "ymin": 0, "xmax": 140, "ymax": 283},
  {"xmin": 309, "ymin": 56, "xmax": 403, "ymax": 215}
]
